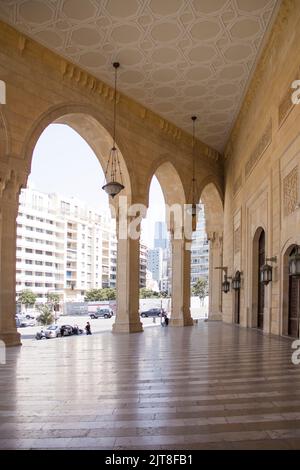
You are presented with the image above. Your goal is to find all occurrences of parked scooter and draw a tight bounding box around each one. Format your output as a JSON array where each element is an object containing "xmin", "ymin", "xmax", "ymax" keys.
[{"xmin": 35, "ymin": 329, "xmax": 46, "ymax": 340}]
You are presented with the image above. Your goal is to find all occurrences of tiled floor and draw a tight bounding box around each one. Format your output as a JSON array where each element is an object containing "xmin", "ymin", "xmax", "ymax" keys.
[{"xmin": 1, "ymin": 322, "xmax": 300, "ymax": 449}]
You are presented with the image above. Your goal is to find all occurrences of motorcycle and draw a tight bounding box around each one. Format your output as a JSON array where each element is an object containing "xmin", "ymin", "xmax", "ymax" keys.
[{"xmin": 35, "ymin": 330, "xmax": 46, "ymax": 340}]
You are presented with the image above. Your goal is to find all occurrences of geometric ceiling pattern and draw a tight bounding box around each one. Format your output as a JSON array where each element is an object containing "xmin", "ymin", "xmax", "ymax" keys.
[{"xmin": 0, "ymin": 0, "xmax": 280, "ymax": 152}]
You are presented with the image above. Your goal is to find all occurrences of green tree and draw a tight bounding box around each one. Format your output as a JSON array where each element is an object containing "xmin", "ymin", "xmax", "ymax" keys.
[
  {"xmin": 139, "ymin": 288, "xmax": 160, "ymax": 299},
  {"xmin": 47, "ymin": 292, "xmax": 60, "ymax": 309},
  {"xmin": 18, "ymin": 290, "xmax": 37, "ymax": 310},
  {"xmin": 84, "ymin": 288, "xmax": 116, "ymax": 302},
  {"xmin": 36, "ymin": 304, "xmax": 54, "ymax": 326},
  {"xmin": 192, "ymin": 278, "xmax": 208, "ymax": 305}
]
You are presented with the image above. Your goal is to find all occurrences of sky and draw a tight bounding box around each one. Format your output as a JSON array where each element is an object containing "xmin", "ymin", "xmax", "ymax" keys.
[{"xmin": 28, "ymin": 124, "xmax": 166, "ymax": 248}]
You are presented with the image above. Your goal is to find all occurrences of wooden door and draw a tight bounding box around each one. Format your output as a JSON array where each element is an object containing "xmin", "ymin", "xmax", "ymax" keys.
[
  {"xmin": 235, "ymin": 288, "xmax": 240, "ymax": 324},
  {"xmin": 257, "ymin": 231, "xmax": 265, "ymax": 330},
  {"xmin": 288, "ymin": 276, "xmax": 300, "ymax": 338}
]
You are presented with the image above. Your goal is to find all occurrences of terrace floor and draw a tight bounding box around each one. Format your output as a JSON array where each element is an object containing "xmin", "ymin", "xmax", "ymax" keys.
[{"xmin": 0, "ymin": 322, "xmax": 300, "ymax": 449}]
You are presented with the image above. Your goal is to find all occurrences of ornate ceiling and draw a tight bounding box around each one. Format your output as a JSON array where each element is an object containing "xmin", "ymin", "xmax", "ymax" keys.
[{"xmin": 0, "ymin": 0, "xmax": 280, "ymax": 152}]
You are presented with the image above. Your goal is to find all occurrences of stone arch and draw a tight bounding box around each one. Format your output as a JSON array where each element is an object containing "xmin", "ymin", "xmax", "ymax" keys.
[
  {"xmin": 199, "ymin": 182, "xmax": 224, "ymax": 235},
  {"xmin": 21, "ymin": 103, "xmax": 133, "ymax": 202},
  {"xmin": 146, "ymin": 158, "xmax": 186, "ymax": 207}
]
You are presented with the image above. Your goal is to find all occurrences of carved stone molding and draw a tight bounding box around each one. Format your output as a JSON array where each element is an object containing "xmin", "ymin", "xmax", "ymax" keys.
[
  {"xmin": 225, "ymin": 0, "xmax": 295, "ymax": 158},
  {"xmin": 245, "ymin": 120, "xmax": 272, "ymax": 179},
  {"xmin": 283, "ymin": 166, "xmax": 298, "ymax": 217},
  {"xmin": 0, "ymin": 20, "xmax": 220, "ymax": 161},
  {"xmin": 278, "ymin": 67, "xmax": 300, "ymax": 127},
  {"xmin": 233, "ymin": 173, "xmax": 243, "ymax": 197},
  {"xmin": 234, "ymin": 226, "xmax": 241, "ymax": 254}
]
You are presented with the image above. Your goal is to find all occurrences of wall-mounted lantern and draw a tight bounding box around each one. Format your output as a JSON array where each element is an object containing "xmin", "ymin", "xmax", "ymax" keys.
[
  {"xmin": 215, "ymin": 266, "xmax": 231, "ymax": 294},
  {"xmin": 260, "ymin": 256, "xmax": 277, "ymax": 285},
  {"xmin": 289, "ymin": 246, "xmax": 300, "ymax": 277},
  {"xmin": 222, "ymin": 278, "xmax": 231, "ymax": 294},
  {"xmin": 232, "ymin": 271, "xmax": 242, "ymax": 291}
]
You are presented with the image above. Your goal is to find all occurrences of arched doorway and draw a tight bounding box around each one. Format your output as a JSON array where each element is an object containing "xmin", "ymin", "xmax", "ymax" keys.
[
  {"xmin": 145, "ymin": 160, "xmax": 192, "ymax": 326},
  {"xmin": 252, "ymin": 227, "xmax": 265, "ymax": 330},
  {"xmin": 17, "ymin": 108, "xmax": 135, "ymax": 335},
  {"xmin": 200, "ymin": 182, "xmax": 224, "ymax": 321},
  {"xmin": 282, "ymin": 246, "xmax": 300, "ymax": 338}
]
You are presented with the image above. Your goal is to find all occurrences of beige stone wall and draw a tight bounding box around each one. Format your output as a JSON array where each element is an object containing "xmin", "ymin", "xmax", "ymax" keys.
[{"xmin": 223, "ymin": 0, "xmax": 300, "ymax": 336}]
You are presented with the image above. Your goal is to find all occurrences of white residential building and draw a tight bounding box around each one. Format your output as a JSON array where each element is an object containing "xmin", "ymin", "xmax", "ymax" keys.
[
  {"xmin": 16, "ymin": 187, "xmax": 117, "ymax": 303},
  {"xmin": 191, "ymin": 204, "xmax": 209, "ymax": 285}
]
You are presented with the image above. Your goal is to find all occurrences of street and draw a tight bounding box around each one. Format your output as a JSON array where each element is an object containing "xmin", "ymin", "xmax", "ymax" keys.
[{"xmin": 18, "ymin": 309, "xmax": 207, "ymax": 340}]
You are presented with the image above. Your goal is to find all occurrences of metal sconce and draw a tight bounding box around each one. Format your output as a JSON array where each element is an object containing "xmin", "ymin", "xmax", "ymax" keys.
[
  {"xmin": 260, "ymin": 256, "xmax": 277, "ymax": 286},
  {"xmin": 289, "ymin": 246, "xmax": 300, "ymax": 277},
  {"xmin": 215, "ymin": 267, "xmax": 231, "ymax": 294},
  {"xmin": 222, "ymin": 277, "xmax": 231, "ymax": 294},
  {"xmin": 232, "ymin": 271, "xmax": 242, "ymax": 291}
]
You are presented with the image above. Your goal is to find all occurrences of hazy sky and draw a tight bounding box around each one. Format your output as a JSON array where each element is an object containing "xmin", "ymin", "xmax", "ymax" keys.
[{"xmin": 28, "ymin": 124, "xmax": 165, "ymax": 247}]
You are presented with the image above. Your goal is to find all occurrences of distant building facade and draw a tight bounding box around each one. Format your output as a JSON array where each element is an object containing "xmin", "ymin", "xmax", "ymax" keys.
[
  {"xmin": 191, "ymin": 204, "xmax": 209, "ymax": 285},
  {"xmin": 16, "ymin": 188, "xmax": 118, "ymax": 303}
]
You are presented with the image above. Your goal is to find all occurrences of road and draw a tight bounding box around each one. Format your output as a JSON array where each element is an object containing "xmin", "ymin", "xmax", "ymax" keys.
[{"xmin": 18, "ymin": 310, "xmax": 207, "ymax": 340}]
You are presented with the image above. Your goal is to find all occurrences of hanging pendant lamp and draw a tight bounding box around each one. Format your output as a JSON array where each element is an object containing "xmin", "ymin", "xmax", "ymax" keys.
[
  {"xmin": 190, "ymin": 116, "xmax": 199, "ymax": 232},
  {"xmin": 102, "ymin": 62, "xmax": 125, "ymax": 199}
]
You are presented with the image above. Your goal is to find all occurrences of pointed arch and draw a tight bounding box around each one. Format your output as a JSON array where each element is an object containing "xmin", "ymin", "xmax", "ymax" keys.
[
  {"xmin": 146, "ymin": 159, "xmax": 186, "ymax": 207},
  {"xmin": 21, "ymin": 103, "xmax": 132, "ymax": 201},
  {"xmin": 200, "ymin": 182, "xmax": 224, "ymax": 235}
]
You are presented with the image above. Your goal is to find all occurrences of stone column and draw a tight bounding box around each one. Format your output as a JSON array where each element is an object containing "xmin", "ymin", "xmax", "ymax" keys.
[
  {"xmin": 0, "ymin": 174, "xmax": 22, "ymax": 346},
  {"xmin": 113, "ymin": 216, "xmax": 143, "ymax": 333},
  {"xmin": 207, "ymin": 232, "xmax": 223, "ymax": 321},
  {"xmin": 170, "ymin": 231, "xmax": 193, "ymax": 327}
]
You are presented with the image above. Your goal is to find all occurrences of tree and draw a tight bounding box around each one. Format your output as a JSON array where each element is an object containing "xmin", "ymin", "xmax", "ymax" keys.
[
  {"xmin": 46, "ymin": 292, "xmax": 60, "ymax": 311},
  {"xmin": 18, "ymin": 290, "xmax": 37, "ymax": 310},
  {"xmin": 84, "ymin": 288, "xmax": 116, "ymax": 302},
  {"xmin": 192, "ymin": 278, "xmax": 208, "ymax": 305},
  {"xmin": 139, "ymin": 288, "xmax": 160, "ymax": 299},
  {"xmin": 36, "ymin": 304, "xmax": 54, "ymax": 326}
]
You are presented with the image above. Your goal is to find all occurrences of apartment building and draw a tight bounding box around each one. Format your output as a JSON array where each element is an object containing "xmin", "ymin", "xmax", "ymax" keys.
[
  {"xmin": 16, "ymin": 187, "xmax": 117, "ymax": 303},
  {"xmin": 191, "ymin": 204, "xmax": 209, "ymax": 285}
]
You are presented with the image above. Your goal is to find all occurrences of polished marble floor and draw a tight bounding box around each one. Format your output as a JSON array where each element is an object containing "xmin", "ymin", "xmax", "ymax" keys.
[{"xmin": 1, "ymin": 322, "xmax": 300, "ymax": 449}]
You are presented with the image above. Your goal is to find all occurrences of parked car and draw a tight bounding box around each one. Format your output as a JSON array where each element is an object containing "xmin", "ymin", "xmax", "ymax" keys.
[
  {"xmin": 59, "ymin": 324, "xmax": 74, "ymax": 336},
  {"xmin": 44, "ymin": 324, "xmax": 61, "ymax": 339},
  {"xmin": 90, "ymin": 308, "xmax": 113, "ymax": 319},
  {"xmin": 15, "ymin": 314, "xmax": 36, "ymax": 327},
  {"xmin": 140, "ymin": 308, "xmax": 165, "ymax": 318}
]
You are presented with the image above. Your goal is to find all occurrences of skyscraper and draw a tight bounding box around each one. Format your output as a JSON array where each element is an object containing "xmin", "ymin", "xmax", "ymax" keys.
[{"xmin": 154, "ymin": 221, "xmax": 168, "ymax": 249}]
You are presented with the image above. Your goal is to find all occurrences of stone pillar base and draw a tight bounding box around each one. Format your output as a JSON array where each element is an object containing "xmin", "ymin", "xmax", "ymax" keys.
[
  {"xmin": 170, "ymin": 318, "xmax": 194, "ymax": 327},
  {"xmin": 207, "ymin": 313, "xmax": 222, "ymax": 322},
  {"xmin": 0, "ymin": 332, "xmax": 22, "ymax": 347},
  {"xmin": 112, "ymin": 321, "xmax": 143, "ymax": 334}
]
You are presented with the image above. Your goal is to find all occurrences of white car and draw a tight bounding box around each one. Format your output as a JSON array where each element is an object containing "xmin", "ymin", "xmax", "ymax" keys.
[
  {"xmin": 16, "ymin": 314, "xmax": 36, "ymax": 327},
  {"xmin": 44, "ymin": 324, "xmax": 61, "ymax": 338}
]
